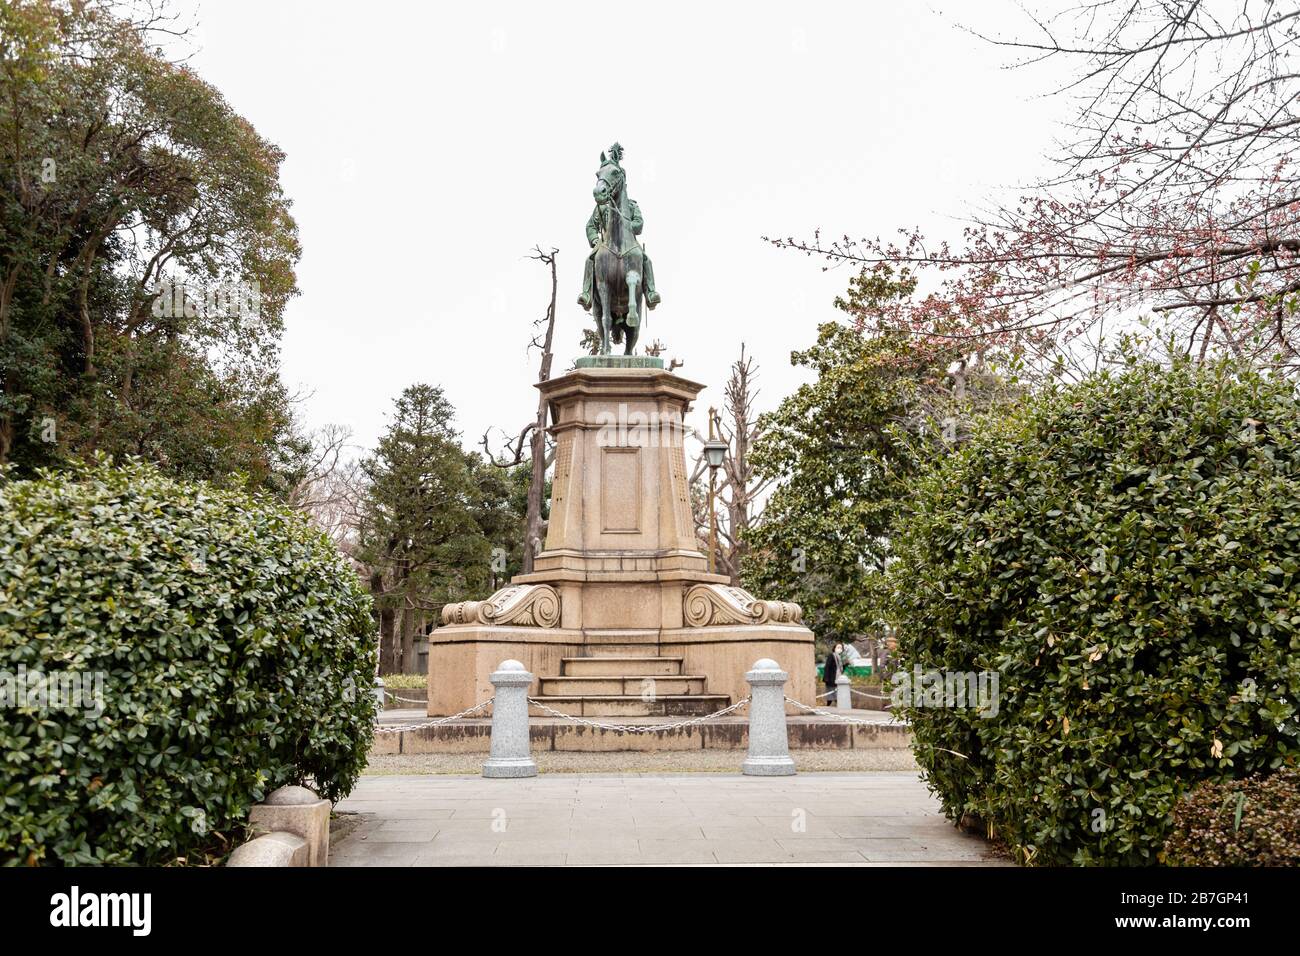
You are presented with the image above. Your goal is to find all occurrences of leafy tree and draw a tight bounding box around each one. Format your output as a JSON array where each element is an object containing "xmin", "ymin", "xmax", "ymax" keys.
[
  {"xmin": 743, "ymin": 324, "xmax": 931, "ymax": 651},
  {"xmin": 357, "ymin": 384, "xmax": 527, "ymax": 673},
  {"xmin": 358, "ymin": 385, "xmax": 478, "ymax": 672},
  {"xmin": 743, "ymin": 266, "xmax": 1017, "ymax": 653},
  {"xmin": 1, "ymin": 0, "xmax": 301, "ymax": 488},
  {"xmin": 467, "ymin": 454, "xmax": 532, "ymax": 590}
]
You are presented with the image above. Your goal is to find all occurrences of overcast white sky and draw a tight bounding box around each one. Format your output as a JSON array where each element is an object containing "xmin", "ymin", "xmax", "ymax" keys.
[{"xmin": 169, "ymin": 0, "xmax": 1069, "ymax": 456}]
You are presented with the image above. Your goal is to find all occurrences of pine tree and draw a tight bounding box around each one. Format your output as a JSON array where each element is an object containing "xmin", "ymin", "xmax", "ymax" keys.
[{"xmin": 358, "ymin": 385, "xmax": 489, "ymax": 673}]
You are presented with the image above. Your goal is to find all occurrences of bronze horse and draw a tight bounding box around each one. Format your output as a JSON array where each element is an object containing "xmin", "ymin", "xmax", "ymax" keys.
[{"xmin": 590, "ymin": 156, "xmax": 645, "ymax": 355}]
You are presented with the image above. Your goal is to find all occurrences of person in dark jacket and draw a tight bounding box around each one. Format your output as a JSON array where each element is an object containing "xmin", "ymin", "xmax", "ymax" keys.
[{"xmin": 823, "ymin": 643, "xmax": 842, "ymax": 700}]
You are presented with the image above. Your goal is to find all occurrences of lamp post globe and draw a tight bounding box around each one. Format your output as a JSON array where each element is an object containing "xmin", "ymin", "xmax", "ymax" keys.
[{"xmin": 703, "ymin": 437, "xmax": 728, "ymax": 470}]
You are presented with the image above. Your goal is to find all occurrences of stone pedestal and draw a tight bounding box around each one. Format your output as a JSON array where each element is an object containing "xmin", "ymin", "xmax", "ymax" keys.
[{"xmin": 429, "ymin": 361, "xmax": 816, "ymax": 720}]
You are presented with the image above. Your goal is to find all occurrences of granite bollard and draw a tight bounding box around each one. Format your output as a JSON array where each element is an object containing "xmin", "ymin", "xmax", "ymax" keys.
[
  {"xmin": 741, "ymin": 658, "xmax": 796, "ymax": 776},
  {"xmin": 836, "ymin": 672, "xmax": 852, "ymax": 710},
  {"xmin": 482, "ymin": 660, "xmax": 538, "ymax": 778}
]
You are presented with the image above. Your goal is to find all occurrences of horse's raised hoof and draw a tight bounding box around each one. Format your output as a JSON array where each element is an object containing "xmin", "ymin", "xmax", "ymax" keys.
[{"xmin": 577, "ymin": 292, "xmax": 592, "ymax": 309}]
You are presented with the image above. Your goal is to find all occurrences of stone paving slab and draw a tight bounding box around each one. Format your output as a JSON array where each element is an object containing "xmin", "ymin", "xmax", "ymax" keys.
[{"xmin": 329, "ymin": 772, "xmax": 1010, "ymax": 867}]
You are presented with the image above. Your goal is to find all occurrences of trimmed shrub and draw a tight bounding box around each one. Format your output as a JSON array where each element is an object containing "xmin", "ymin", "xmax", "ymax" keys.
[
  {"xmin": 0, "ymin": 460, "xmax": 377, "ymax": 865},
  {"xmin": 887, "ymin": 360, "xmax": 1300, "ymax": 865},
  {"xmin": 1164, "ymin": 769, "xmax": 1300, "ymax": 866}
]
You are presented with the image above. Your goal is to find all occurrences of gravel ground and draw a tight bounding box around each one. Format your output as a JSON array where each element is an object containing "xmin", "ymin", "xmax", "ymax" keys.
[{"xmin": 363, "ymin": 748, "xmax": 919, "ymax": 775}]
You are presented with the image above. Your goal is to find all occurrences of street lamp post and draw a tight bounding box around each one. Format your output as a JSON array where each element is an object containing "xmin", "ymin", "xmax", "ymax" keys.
[{"xmin": 702, "ymin": 407, "xmax": 728, "ymax": 576}]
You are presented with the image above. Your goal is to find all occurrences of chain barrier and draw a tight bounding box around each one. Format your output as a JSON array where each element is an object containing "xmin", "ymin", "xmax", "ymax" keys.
[
  {"xmin": 788, "ymin": 698, "xmax": 970, "ymax": 759},
  {"xmin": 784, "ymin": 696, "xmax": 967, "ymax": 761},
  {"xmin": 374, "ymin": 697, "xmax": 495, "ymax": 735},
  {"xmin": 526, "ymin": 696, "xmax": 751, "ymax": 734},
  {"xmin": 783, "ymin": 696, "xmax": 898, "ymax": 726},
  {"xmin": 850, "ymin": 687, "xmax": 894, "ymax": 704},
  {"xmin": 382, "ymin": 690, "xmax": 430, "ymax": 706},
  {"xmin": 820, "ymin": 686, "xmax": 893, "ymax": 703}
]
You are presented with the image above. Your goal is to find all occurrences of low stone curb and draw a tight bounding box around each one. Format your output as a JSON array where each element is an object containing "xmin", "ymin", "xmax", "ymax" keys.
[
  {"xmin": 372, "ymin": 716, "xmax": 911, "ymax": 755},
  {"xmin": 227, "ymin": 785, "xmax": 332, "ymax": 867}
]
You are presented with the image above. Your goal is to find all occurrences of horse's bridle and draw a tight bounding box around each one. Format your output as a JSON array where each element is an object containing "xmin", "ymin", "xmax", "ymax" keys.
[
  {"xmin": 595, "ymin": 163, "xmax": 624, "ymax": 205},
  {"xmin": 595, "ymin": 164, "xmax": 639, "ymax": 246}
]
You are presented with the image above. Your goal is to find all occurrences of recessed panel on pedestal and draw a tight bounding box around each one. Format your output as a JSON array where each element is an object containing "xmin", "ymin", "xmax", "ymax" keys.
[{"xmin": 601, "ymin": 446, "xmax": 642, "ymax": 533}]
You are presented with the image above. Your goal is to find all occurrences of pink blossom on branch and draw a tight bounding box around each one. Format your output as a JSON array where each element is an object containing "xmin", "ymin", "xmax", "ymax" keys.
[{"xmin": 770, "ymin": 1, "xmax": 1300, "ymax": 376}]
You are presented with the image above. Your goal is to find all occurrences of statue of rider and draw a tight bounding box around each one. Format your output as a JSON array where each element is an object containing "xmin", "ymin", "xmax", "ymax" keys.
[{"xmin": 577, "ymin": 143, "xmax": 661, "ymax": 311}]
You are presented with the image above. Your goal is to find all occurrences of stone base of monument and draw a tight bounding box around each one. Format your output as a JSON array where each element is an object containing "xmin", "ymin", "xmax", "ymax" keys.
[
  {"xmin": 427, "ymin": 363, "xmax": 818, "ymax": 739},
  {"xmin": 427, "ymin": 623, "xmax": 816, "ymax": 719}
]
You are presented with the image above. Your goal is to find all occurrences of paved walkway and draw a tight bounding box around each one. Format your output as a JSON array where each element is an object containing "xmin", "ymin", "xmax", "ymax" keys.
[
  {"xmin": 330, "ymin": 772, "xmax": 1008, "ymax": 866},
  {"xmin": 364, "ymin": 748, "xmax": 918, "ymax": 774}
]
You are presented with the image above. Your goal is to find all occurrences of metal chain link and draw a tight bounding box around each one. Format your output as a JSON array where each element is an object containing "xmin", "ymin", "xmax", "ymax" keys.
[
  {"xmin": 783, "ymin": 695, "xmax": 896, "ymax": 726},
  {"xmin": 526, "ymin": 696, "xmax": 751, "ymax": 734},
  {"xmin": 819, "ymin": 687, "xmax": 893, "ymax": 703},
  {"xmin": 382, "ymin": 690, "xmax": 430, "ymax": 706},
  {"xmin": 850, "ymin": 688, "xmax": 895, "ymax": 703},
  {"xmin": 788, "ymin": 698, "xmax": 968, "ymax": 759},
  {"xmin": 374, "ymin": 697, "xmax": 495, "ymax": 735}
]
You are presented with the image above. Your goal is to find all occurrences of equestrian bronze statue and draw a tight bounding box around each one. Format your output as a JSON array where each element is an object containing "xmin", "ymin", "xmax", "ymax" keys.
[{"xmin": 577, "ymin": 143, "xmax": 661, "ymax": 355}]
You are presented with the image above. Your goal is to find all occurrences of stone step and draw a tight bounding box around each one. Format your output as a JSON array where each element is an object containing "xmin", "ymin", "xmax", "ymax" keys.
[
  {"xmin": 539, "ymin": 675, "xmax": 707, "ymax": 697},
  {"xmin": 529, "ymin": 695, "xmax": 731, "ymax": 718},
  {"xmin": 580, "ymin": 643, "xmax": 663, "ymax": 657},
  {"xmin": 562, "ymin": 656, "xmax": 684, "ymax": 677}
]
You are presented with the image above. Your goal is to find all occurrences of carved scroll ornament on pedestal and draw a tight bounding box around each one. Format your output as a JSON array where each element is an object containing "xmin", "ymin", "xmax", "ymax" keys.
[
  {"xmin": 441, "ymin": 584, "xmax": 561, "ymax": 628},
  {"xmin": 683, "ymin": 584, "xmax": 803, "ymax": 627}
]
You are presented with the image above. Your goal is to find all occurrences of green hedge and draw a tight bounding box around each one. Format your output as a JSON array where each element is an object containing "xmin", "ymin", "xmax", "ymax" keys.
[
  {"xmin": 1164, "ymin": 769, "xmax": 1300, "ymax": 866},
  {"xmin": 0, "ymin": 460, "xmax": 377, "ymax": 865},
  {"xmin": 887, "ymin": 360, "xmax": 1300, "ymax": 865}
]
